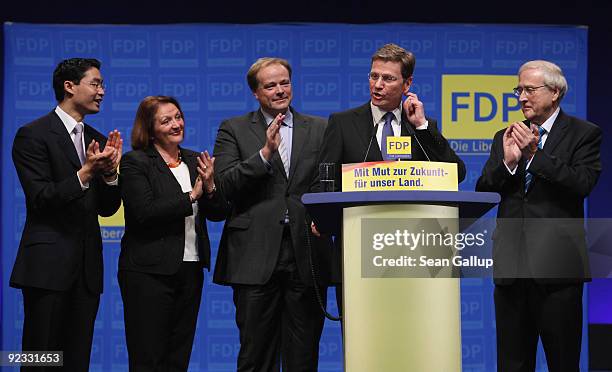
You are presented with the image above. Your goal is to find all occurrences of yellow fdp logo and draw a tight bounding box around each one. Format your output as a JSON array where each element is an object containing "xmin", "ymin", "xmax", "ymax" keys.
[
  {"xmin": 386, "ymin": 136, "xmax": 412, "ymax": 159},
  {"xmin": 442, "ymin": 75, "xmax": 524, "ymax": 139}
]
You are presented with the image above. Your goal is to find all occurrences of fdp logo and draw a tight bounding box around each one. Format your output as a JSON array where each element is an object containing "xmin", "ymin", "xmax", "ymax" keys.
[
  {"xmin": 110, "ymin": 75, "xmax": 152, "ymax": 111},
  {"xmin": 461, "ymin": 292, "xmax": 484, "ymax": 329},
  {"xmin": 12, "ymin": 30, "xmax": 53, "ymax": 66},
  {"xmin": 301, "ymin": 32, "xmax": 341, "ymax": 66},
  {"xmin": 253, "ymin": 32, "xmax": 291, "ymax": 56},
  {"xmin": 110, "ymin": 32, "xmax": 151, "ymax": 67},
  {"xmin": 444, "ymin": 32, "xmax": 484, "ymax": 68},
  {"xmin": 159, "ymin": 75, "xmax": 199, "ymax": 111},
  {"xmin": 158, "ymin": 32, "xmax": 198, "ymax": 68},
  {"xmin": 206, "ymin": 74, "xmax": 247, "ymax": 111},
  {"xmin": 60, "ymin": 32, "xmax": 102, "ymax": 56},
  {"xmin": 492, "ymin": 32, "xmax": 532, "ymax": 68},
  {"xmin": 348, "ymin": 33, "xmax": 389, "ymax": 66},
  {"xmin": 301, "ymin": 74, "xmax": 341, "ymax": 111},
  {"xmin": 462, "ymin": 335, "xmax": 485, "ymax": 369},
  {"xmin": 15, "ymin": 73, "xmax": 53, "ymax": 110},
  {"xmin": 318, "ymin": 335, "xmax": 342, "ymax": 368},
  {"xmin": 442, "ymin": 75, "xmax": 523, "ymax": 140},
  {"xmin": 398, "ymin": 32, "xmax": 437, "ymax": 68},
  {"xmin": 539, "ymin": 32, "xmax": 580, "ymax": 65},
  {"xmin": 206, "ymin": 292, "xmax": 236, "ymax": 329},
  {"xmin": 206, "ymin": 32, "xmax": 246, "ymax": 67},
  {"xmin": 207, "ymin": 335, "xmax": 240, "ymax": 369}
]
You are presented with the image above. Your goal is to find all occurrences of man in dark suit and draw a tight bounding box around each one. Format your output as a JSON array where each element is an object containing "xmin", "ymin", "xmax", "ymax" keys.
[
  {"xmin": 476, "ymin": 60, "xmax": 602, "ymax": 372},
  {"xmin": 317, "ymin": 43, "xmax": 466, "ymax": 313},
  {"xmin": 10, "ymin": 58, "xmax": 122, "ymax": 371},
  {"xmin": 318, "ymin": 43, "xmax": 466, "ymax": 186},
  {"xmin": 213, "ymin": 57, "xmax": 331, "ymax": 372}
]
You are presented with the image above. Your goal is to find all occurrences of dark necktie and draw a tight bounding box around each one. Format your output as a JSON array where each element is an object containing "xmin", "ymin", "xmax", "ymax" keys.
[
  {"xmin": 525, "ymin": 125, "xmax": 546, "ymax": 193},
  {"xmin": 381, "ymin": 112, "xmax": 394, "ymax": 160}
]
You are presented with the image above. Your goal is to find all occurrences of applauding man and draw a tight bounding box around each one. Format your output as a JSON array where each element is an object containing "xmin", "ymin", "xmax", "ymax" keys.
[
  {"xmin": 10, "ymin": 58, "xmax": 122, "ymax": 371},
  {"xmin": 476, "ymin": 60, "xmax": 602, "ymax": 371}
]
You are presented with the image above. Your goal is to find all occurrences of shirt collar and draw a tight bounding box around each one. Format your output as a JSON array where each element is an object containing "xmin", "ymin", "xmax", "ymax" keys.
[
  {"xmin": 55, "ymin": 106, "xmax": 82, "ymax": 134},
  {"xmin": 261, "ymin": 108, "xmax": 293, "ymax": 128},
  {"xmin": 539, "ymin": 106, "xmax": 560, "ymax": 134},
  {"xmin": 370, "ymin": 102, "xmax": 402, "ymax": 126}
]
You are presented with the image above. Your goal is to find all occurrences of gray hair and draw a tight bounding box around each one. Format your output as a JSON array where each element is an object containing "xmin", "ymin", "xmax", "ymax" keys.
[{"xmin": 518, "ymin": 60, "xmax": 568, "ymax": 101}]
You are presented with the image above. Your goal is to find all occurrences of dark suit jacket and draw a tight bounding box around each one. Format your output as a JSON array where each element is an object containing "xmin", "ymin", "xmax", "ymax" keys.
[
  {"xmin": 212, "ymin": 108, "xmax": 331, "ymax": 287},
  {"xmin": 119, "ymin": 146, "xmax": 227, "ymax": 275},
  {"xmin": 317, "ymin": 102, "xmax": 467, "ymax": 283},
  {"xmin": 476, "ymin": 110, "xmax": 602, "ymax": 283},
  {"xmin": 317, "ymin": 102, "xmax": 466, "ymax": 189},
  {"xmin": 10, "ymin": 111, "xmax": 121, "ymax": 294}
]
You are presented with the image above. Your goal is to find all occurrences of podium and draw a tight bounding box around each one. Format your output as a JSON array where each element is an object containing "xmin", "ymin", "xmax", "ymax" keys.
[{"xmin": 302, "ymin": 191, "xmax": 500, "ymax": 372}]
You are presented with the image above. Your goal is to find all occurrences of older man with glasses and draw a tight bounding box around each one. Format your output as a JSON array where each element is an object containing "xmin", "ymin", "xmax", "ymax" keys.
[{"xmin": 477, "ymin": 60, "xmax": 602, "ymax": 372}]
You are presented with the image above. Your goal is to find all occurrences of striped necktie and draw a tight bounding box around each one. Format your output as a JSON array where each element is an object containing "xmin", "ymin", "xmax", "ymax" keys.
[
  {"xmin": 278, "ymin": 122, "xmax": 290, "ymax": 177},
  {"xmin": 525, "ymin": 125, "xmax": 547, "ymax": 193}
]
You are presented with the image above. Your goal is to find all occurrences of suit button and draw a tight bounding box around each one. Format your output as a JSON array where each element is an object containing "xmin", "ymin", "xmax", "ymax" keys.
[
  {"xmin": 524, "ymin": 197, "xmax": 528, "ymax": 202},
  {"xmin": 285, "ymin": 192, "xmax": 290, "ymax": 197}
]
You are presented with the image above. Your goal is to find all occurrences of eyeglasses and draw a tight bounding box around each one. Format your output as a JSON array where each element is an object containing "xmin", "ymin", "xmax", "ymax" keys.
[
  {"xmin": 513, "ymin": 85, "xmax": 547, "ymax": 97},
  {"xmin": 368, "ymin": 72, "xmax": 400, "ymax": 83},
  {"xmin": 85, "ymin": 81, "xmax": 106, "ymax": 91}
]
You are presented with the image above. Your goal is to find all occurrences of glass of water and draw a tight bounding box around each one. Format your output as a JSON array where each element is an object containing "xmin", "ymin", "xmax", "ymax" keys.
[{"xmin": 319, "ymin": 162, "xmax": 336, "ymax": 192}]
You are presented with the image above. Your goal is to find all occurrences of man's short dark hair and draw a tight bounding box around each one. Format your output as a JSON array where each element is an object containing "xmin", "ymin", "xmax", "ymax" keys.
[
  {"xmin": 52, "ymin": 58, "xmax": 101, "ymax": 102},
  {"xmin": 371, "ymin": 44, "xmax": 416, "ymax": 80}
]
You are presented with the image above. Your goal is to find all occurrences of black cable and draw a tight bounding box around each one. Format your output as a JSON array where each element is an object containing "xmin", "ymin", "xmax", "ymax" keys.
[{"xmin": 304, "ymin": 219, "xmax": 342, "ymax": 321}]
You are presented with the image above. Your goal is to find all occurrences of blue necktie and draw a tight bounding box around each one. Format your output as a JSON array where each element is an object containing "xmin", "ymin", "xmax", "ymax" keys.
[
  {"xmin": 381, "ymin": 112, "xmax": 394, "ymax": 160},
  {"xmin": 525, "ymin": 125, "xmax": 547, "ymax": 193}
]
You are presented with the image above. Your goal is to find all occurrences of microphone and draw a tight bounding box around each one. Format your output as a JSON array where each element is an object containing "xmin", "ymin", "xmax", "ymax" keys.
[
  {"xmin": 404, "ymin": 121, "xmax": 431, "ymax": 162},
  {"xmin": 362, "ymin": 123, "xmax": 379, "ymax": 163}
]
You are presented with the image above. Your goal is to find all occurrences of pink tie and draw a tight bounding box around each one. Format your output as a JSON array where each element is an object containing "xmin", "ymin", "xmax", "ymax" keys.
[{"xmin": 73, "ymin": 123, "xmax": 85, "ymax": 166}]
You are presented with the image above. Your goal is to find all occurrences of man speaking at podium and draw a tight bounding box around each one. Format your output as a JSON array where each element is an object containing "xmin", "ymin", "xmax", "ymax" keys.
[
  {"xmin": 318, "ymin": 43, "xmax": 466, "ymax": 187},
  {"xmin": 476, "ymin": 60, "xmax": 602, "ymax": 371},
  {"xmin": 317, "ymin": 43, "xmax": 466, "ymax": 316}
]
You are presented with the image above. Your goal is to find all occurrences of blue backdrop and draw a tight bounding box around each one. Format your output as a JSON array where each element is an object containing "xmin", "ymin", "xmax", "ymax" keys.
[{"xmin": 2, "ymin": 23, "xmax": 588, "ymax": 371}]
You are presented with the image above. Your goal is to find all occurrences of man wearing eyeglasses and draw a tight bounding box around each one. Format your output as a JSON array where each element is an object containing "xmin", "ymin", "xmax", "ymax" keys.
[
  {"xmin": 317, "ymin": 43, "xmax": 465, "ymax": 322},
  {"xmin": 476, "ymin": 60, "xmax": 602, "ymax": 371},
  {"xmin": 10, "ymin": 58, "xmax": 122, "ymax": 371},
  {"xmin": 319, "ymin": 43, "xmax": 465, "ymax": 188}
]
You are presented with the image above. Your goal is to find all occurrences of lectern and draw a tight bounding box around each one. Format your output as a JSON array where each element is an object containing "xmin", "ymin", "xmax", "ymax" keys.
[{"xmin": 302, "ymin": 190, "xmax": 500, "ymax": 372}]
